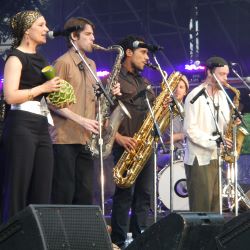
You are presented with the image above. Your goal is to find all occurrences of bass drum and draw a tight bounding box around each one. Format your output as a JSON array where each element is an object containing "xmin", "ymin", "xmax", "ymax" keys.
[{"xmin": 158, "ymin": 160, "xmax": 189, "ymax": 211}]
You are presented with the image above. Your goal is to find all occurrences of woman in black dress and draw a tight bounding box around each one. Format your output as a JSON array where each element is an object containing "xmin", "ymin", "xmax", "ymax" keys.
[{"xmin": 1, "ymin": 10, "xmax": 60, "ymax": 222}]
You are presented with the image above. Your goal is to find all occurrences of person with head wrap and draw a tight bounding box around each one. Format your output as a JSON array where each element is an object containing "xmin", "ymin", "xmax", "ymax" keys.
[
  {"xmin": 183, "ymin": 56, "xmax": 232, "ymax": 212},
  {"xmin": 1, "ymin": 10, "xmax": 60, "ymax": 222}
]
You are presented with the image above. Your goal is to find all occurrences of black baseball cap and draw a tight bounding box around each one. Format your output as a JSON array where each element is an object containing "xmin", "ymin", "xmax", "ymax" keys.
[{"xmin": 206, "ymin": 56, "xmax": 228, "ymax": 70}]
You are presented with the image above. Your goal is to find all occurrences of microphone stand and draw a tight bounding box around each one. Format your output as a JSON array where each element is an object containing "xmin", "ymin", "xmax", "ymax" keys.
[
  {"xmin": 204, "ymin": 87, "xmax": 226, "ymax": 215},
  {"xmin": 152, "ymin": 54, "xmax": 184, "ymax": 213},
  {"xmin": 152, "ymin": 54, "xmax": 184, "ymax": 120},
  {"xmin": 168, "ymin": 102, "xmax": 175, "ymax": 213},
  {"xmin": 212, "ymin": 73, "xmax": 245, "ymax": 216},
  {"xmin": 145, "ymin": 92, "xmax": 165, "ymax": 223},
  {"xmin": 231, "ymin": 67, "xmax": 250, "ymax": 92},
  {"xmin": 71, "ymin": 40, "xmax": 113, "ymax": 216}
]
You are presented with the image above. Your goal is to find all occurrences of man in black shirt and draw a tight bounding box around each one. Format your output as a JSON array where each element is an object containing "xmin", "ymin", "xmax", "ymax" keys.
[{"xmin": 111, "ymin": 35, "xmax": 155, "ymax": 248}]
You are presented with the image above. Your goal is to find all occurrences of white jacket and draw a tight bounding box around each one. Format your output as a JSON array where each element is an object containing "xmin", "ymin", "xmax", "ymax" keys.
[{"xmin": 184, "ymin": 83, "xmax": 230, "ymax": 166}]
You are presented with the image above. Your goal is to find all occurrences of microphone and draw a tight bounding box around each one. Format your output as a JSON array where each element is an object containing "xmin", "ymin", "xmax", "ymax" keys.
[
  {"xmin": 228, "ymin": 62, "xmax": 238, "ymax": 67},
  {"xmin": 47, "ymin": 25, "xmax": 82, "ymax": 39},
  {"xmin": 171, "ymin": 96, "xmax": 185, "ymax": 119},
  {"xmin": 190, "ymin": 87, "xmax": 207, "ymax": 104},
  {"xmin": 132, "ymin": 41, "xmax": 164, "ymax": 52},
  {"xmin": 245, "ymin": 77, "xmax": 250, "ymax": 84},
  {"xmin": 139, "ymin": 85, "xmax": 152, "ymax": 97},
  {"xmin": 132, "ymin": 85, "xmax": 152, "ymax": 101}
]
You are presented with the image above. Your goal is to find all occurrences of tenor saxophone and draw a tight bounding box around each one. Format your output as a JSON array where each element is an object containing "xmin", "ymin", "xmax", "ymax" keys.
[
  {"xmin": 88, "ymin": 44, "xmax": 131, "ymax": 158},
  {"xmin": 113, "ymin": 71, "xmax": 183, "ymax": 188},
  {"xmin": 222, "ymin": 83, "xmax": 249, "ymax": 163}
]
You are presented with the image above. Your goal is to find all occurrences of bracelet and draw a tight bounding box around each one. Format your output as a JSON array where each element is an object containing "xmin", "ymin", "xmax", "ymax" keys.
[{"xmin": 27, "ymin": 89, "xmax": 34, "ymax": 101}]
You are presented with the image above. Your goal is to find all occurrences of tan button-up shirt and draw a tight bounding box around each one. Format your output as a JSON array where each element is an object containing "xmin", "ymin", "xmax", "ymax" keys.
[{"xmin": 51, "ymin": 48, "xmax": 97, "ymax": 144}]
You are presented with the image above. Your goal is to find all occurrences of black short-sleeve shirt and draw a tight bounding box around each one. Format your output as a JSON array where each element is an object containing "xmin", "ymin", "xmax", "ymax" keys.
[{"xmin": 7, "ymin": 49, "xmax": 48, "ymax": 101}]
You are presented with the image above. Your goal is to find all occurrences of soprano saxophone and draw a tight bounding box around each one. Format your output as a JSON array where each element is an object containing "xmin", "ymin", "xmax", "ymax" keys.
[{"xmin": 88, "ymin": 44, "xmax": 131, "ymax": 158}]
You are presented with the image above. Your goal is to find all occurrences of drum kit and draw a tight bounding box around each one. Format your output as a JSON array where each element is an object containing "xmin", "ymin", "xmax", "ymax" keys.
[
  {"xmin": 157, "ymin": 148, "xmax": 189, "ymax": 211},
  {"xmin": 157, "ymin": 148, "xmax": 250, "ymax": 213}
]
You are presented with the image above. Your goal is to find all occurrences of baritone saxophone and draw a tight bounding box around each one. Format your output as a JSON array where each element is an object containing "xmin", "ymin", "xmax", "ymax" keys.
[{"xmin": 113, "ymin": 71, "xmax": 183, "ymax": 188}]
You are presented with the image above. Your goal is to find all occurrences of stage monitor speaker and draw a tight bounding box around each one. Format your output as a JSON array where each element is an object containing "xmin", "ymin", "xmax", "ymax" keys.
[
  {"xmin": 0, "ymin": 204, "xmax": 112, "ymax": 250},
  {"xmin": 215, "ymin": 211, "xmax": 250, "ymax": 250},
  {"xmin": 125, "ymin": 212, "xmax": 225, "ymax": 250}
]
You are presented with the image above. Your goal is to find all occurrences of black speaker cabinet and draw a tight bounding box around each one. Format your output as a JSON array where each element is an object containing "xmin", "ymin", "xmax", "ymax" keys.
[
  {"xmin": 0, "ymin": 205, "xmax": 112, "ymax": 250},
  {"xmin": 215, "ymin": 211, "xmax": 250, "ymax": 250},
  {"xmin": 125, "ymin": 212, "xmax": 225, "ymax": 250}
]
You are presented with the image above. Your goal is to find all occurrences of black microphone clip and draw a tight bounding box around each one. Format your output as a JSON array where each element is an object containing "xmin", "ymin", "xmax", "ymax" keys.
[
  {"xmin": 190, "ymin": 86, "xmax": 208, "ymax": 104},
  {"xmin": 228, "ymin": 61, "xmax": 238, "ymax": 68},
  {"xmin": 132, "ymin": 41, "xmax": 164, "ymax": 53},
  {"xmin": 47, "ymin": 25, "xmax": 83, "ymax": 39}
]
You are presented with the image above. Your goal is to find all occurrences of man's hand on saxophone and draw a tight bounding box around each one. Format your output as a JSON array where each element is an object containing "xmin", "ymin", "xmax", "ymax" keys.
[
  {"xmin": 79, "ymin": 116, "xmax": 99, "ymax": 134},
  {"xmin": 111, "ymin": 82, "xmax": 122, "ymax": 96},
  {"xmin": 223, "ymin": 117, "xmax": 242, "ymax": 149},
  {"xmin": 223, "ymin": 137, "xmax": 233, "ymax": 149},
  {"xmin": 115, "ymin": 132, "xmax": 137, "ymax": 152}
]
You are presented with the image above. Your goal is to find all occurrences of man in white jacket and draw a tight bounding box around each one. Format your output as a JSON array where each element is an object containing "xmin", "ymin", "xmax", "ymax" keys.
[{"xmin": 184, "ymin": 56, "xmax": 232, "ymax": 212}]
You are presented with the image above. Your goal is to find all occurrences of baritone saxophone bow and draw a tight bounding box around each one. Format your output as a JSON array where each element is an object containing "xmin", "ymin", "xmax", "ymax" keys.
[{"xmin": 88, "ymin": 44, "xmax": 131, "ymax": 158}]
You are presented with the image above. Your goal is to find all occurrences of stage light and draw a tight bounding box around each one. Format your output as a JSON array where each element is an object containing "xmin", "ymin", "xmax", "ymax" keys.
[
  {"xmin": 184, "ymin": 63, "xmax": 205, "ymax": 71},
  {"xmin": 97, "ymin": 70, "xmax": 110, "ymax": 78},
  {"xmin": 0, "ymin": 78, "xmax": 3, "ymax": 92}
]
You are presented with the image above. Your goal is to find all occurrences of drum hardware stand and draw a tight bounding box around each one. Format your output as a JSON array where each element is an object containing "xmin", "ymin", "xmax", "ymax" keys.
[
  {"xmin": 222, "ymin": 122, "xmax": 250, "ymax": 213},
  {"xmin": 213, "ymin": 73, "xmax": 248, "ymax": 216},
  {"xmin": 222, "ymin": 163, "xmax": 250, "ymax": 212},
  {"xmin": 71, "ymin": 40, "xmax": 114, "ymax": 216},
  {"xmin": 233, "ymin": 121, "xmax": 239, "ymax": 215},
  {"xmin": 145, "ymin": 92, "xmax": 166, "ymax": 223}
]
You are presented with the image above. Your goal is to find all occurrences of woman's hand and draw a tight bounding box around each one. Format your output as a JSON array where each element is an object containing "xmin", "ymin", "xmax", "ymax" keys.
[{"xmin": 41, "ymin": 77, "xmax": 61, "ymax": 93}]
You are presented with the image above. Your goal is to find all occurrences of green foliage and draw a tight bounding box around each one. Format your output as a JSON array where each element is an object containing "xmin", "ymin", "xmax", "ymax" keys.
[{"xmin": 241, "ymin": 113, "xmax": 250, "ymax": 154}]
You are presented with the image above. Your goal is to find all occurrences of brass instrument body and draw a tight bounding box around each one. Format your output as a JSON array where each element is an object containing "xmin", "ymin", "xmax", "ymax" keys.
[
  {"xmin": 89, "ymin": 44, "xmax": 131, "ymax": 158},
  {"xmin": 222, "ymin": 83, "xmax": 249, "ymax": 163},
  {"xmin": 113, "ymin": 72, "xmax": 183, "ymax": 188}
]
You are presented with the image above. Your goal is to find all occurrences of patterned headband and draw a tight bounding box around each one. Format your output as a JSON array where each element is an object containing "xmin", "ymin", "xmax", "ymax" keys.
[{"xmin": 10, "ymin": 10, "xmax": 42, "ymax": 48}]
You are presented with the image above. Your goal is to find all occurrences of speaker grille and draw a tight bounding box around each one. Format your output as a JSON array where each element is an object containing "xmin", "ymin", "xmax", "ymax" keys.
[
  {"xmin": 0, "ymin": 205, "xmax": 112, "ymax": 250},
  {"xmin": 32, "ymin": 205, "xmax": 112, "ymax": 250}
]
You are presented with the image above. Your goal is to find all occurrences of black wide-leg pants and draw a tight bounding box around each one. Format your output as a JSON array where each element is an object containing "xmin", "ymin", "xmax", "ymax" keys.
[{"xmin": 1, "ymin": 110, "xmax": 54, "ymax": 222}]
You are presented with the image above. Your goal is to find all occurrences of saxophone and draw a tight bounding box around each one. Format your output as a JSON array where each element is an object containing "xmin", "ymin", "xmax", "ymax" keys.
[
  {"xmin": 222, "ymin": 83, "xmax": 249, "ymax": 163},
  {"xmin": 88, "ymin": 44, "xmax": 131, "ymax": 158},
  {"xmin": 113, "ymin": 71, "xmax": 183, "ymax": 188}
]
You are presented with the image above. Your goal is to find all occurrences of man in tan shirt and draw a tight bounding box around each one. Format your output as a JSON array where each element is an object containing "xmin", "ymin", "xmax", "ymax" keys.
[{"xmin": 50, "ymin": 17, "xmax": 120, "ymax": 205}]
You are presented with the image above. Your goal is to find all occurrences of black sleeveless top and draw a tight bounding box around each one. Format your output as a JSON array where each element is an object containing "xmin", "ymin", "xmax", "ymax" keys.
[{"xmin": 7, "ymin": 49, "xmax": 48, "ymax": 101}]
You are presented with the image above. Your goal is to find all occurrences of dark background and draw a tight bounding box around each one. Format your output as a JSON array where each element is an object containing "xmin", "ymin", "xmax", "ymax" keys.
[
  {"xmin": 0, "ymin": 0, "xmax": 250, "ymax": 208},
  {"xmin": 1, "ymin": 0, "xmax": 250, "ymax": 111}
]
